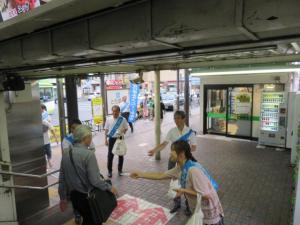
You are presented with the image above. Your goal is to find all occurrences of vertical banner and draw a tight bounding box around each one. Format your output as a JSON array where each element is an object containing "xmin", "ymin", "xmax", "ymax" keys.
[
  {"xmin": 92, "ymin": 97, "xmax": 103, "ymax": 125},
  {"xmin": 128, "ymin": 83, "xmax": 140, "ymax": 123}
]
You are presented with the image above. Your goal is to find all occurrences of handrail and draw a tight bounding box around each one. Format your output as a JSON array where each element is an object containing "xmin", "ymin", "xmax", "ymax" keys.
[
  {"xmin": 0, "ymin": 169, "xmax": 60, "ymax": 178},
  {"xmin": 0, "ymin": 181, "xmax": 59, "ymax": 190}
]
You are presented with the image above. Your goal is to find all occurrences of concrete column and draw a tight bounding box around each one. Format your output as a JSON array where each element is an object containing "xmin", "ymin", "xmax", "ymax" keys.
[
  {"xmin": 154, "ymin": 70, "xmax": 161, "ymax": 161},
  {"xmin": 65, "ymin": 76, "xmax": 79, "ymax": 133},
  {"xmin": 100, "ymin": 75, "xmax": 107, "ymax": 126},
  {"xmin": 0, "ymin": 92, "xmax": 18, "ymax": 225},
  {"xmin": 176, "ymin": 69, "xmax": 180, "ymax": 111},
  {"xmin": 56, "ymin": 78, "xmax": 66, "ymax": 143},
  {"xmin": 184, "ymin": 69, "xmax": 190, "ymax": 126},
  {"xmin": 294, "ymin": 163, "xmax": 300, "ymax": 225}
]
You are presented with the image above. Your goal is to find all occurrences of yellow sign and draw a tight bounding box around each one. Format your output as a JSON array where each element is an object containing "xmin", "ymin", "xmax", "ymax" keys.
[{"xmin": 92, "ymin": 97, "xmax": 104, "ymax": 125}]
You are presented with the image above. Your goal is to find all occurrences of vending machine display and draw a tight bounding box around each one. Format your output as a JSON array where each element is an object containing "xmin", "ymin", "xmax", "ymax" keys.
[{"xmin": 259, "ymin": 92, "xmax": 287, "ymax": 147}]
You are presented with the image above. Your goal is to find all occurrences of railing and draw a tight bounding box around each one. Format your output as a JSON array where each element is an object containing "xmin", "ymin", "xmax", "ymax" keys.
[{"xmin": 0, "ymin": 169, "xmax": 60, "ymax": 190}]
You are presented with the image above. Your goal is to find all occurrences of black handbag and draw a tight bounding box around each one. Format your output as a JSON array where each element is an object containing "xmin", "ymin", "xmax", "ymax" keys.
[{"xmin": 69, "ymin": 148, "xmax": 117, "ymax": 223}]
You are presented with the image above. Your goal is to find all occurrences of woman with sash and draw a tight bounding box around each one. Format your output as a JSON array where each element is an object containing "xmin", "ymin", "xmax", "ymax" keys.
[{"xmin": 131, "ymin": 140, "xmax": 224, "ymax": 225}]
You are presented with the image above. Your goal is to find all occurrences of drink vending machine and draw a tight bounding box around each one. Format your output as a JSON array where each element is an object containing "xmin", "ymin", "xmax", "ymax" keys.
[{"xmin": 259, "ymin": 92, "xmax": 287, "ymax": 148}]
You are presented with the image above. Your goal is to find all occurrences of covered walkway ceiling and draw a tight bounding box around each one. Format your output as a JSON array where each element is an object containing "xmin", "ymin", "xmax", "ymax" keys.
[{"xmin": 1, "ymin": 0, "xmax": 300, "ymax": 78}]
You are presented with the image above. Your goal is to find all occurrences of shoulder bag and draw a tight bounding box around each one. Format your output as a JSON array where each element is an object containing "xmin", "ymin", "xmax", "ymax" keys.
[{"xmin": 69, "ymin": 149, "xmax": 117, "ymax": 223}]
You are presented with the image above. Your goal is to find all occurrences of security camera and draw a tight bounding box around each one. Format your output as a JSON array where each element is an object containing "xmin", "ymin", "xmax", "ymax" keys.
[{"xmin": 0, "ymin": 75, "xmax": 25, "ymax": 92}]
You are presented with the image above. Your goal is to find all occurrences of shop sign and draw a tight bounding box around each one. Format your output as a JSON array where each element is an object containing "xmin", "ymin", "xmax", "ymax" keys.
[
  {"xmin": 110, "ymin": 194, "xmax": 174, "ymax": 225},
  {"xmin": 0, "ymin": 0, "xmax": 40, "ymax": 22},
  {"xmin": 106, "ymin": 80, "xmax": 123, "ymax": 90}
]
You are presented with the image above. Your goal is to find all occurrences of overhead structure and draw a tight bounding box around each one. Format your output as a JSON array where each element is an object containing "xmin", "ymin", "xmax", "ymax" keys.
[{"xmin": 0, "ymin": 0, "xmax": 300, "ymax": 77}]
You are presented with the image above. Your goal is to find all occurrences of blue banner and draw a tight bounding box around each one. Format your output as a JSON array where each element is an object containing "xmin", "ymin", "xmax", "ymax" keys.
[{"xmin": 128, "ymin": 83, "xmax": 140, "ymax": 123}]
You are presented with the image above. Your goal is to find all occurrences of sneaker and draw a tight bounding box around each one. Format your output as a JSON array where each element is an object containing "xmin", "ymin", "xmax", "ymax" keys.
[
  {"xmin": 118, "ymin": 171, "xmax": 123, "ymax": 176},
  {"xmin": 108, "ymin": 172, "xmax": 112, "ymax": 178}
]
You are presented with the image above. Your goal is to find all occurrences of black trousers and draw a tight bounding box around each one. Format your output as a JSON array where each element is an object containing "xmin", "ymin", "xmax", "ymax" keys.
[
  {"xmin": 107, "ymin": 137, "xmax": 124, "ymax": 173},
  {"xmin": 121, "ymin": 112, "xmax": 133, "ymax": 131},
  {"xmin": 70, "ymin": 191, "xmax": 100, "ymax": 225}
]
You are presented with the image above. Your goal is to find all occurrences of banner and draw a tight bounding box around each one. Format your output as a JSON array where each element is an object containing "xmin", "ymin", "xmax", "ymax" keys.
[
  {"xmin": 91, "ymin": 97, "xmax": 103, "ymax": 125},
  {"xmin": 0, "ymin": 0, "xmax": 40, "ymax": 22},
  {"xmin": 128, "ymin": 83, "xmax": 140, "ymax": 123}
]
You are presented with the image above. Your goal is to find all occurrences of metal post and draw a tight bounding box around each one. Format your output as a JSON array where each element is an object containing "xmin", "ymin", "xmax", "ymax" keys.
[
  {"xmin": 184, "ymin": 69, "xmax": 190, "ymax": 126},
  {"xmin": 0, "ymin": 92, "xmax": 18, "ymax": 225},
  {"xmin": 154, "ymin": 70, "xmax": 161, "ymax": 160},
  {"xmin": 176, "ymin": 69, "xmax": 180, "ymax": 111},
  {"xmin": 65, "ymin": 76, "xmax": 79, "ymax": 133},
  {"xmin": 100, "ymin": 75, "xmax": 107, "ymax": 126},
  {"xmin": 56, "ymin": 78, "xmax": 66, "ymax": 143}
]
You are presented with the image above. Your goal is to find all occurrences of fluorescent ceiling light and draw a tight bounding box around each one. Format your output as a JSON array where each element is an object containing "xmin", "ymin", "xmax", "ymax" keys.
[{"xmin": 192, "ymin": 68, "xmax": 300, "ymax": 76}]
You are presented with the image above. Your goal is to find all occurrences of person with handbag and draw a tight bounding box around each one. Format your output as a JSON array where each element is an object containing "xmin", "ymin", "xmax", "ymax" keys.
[
  {"xmin": 58, "ymin": 125, "xmax": 118, "ymax": 225},
  {"xmin": 131, "ymin": 140, "xmax": 224, "ymax": 225},
  {"xmin": 104, "ymin": 105, "xmax": 128, "ymax": 178},
  {"xmin": 148, "ymin": 110, "xmax": 197, "ymax": 214}
]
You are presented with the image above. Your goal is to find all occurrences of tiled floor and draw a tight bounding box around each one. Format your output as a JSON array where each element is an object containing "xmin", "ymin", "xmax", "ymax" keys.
[{"xmin": 49, "ymin": 109, "xmax": 293, "ymax": 225}]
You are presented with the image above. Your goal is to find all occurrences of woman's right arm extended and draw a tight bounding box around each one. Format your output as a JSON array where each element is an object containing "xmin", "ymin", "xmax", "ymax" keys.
[{"xmin": 131, "ymin": 171, "xmax": 169, "ymax": 180}]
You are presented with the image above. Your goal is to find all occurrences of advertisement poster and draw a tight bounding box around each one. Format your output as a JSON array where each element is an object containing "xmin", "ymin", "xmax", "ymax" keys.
[
  {"xmin": 91, "ymin": 97, "xmax": 103, "ymax": 125},
  {"xmin": 235, "ymin": 93, "xmax": 251, "ymax": 114},
  {"xmin": 0, "ymin": 0, "xmax": 40, "ymax": 22},
  {"xmin": 128, "ymin": 83, "xmax": 140, "ymax": 123},
  {"xmin": 107, "ymin": 89, "xmax": 129, "ymax": 114}
]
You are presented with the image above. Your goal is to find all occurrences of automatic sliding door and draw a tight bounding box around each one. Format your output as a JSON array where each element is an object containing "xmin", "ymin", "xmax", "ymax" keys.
[
  {"xmin": 227, "ymin": 86, "xmax": 253, "ymax": 137},
  {"xmin": 206, "ymin": 89, "xmax": 227, "ymax": 134}
]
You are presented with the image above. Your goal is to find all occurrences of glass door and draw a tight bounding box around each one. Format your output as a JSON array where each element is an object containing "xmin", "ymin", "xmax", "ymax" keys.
[
  {"xmin": 206, "ymin": 88, "xmax": 227, "ymax": 135},
  {"xmin": 227, "ymin": 86, "xmax": 253, "ymax": 137}
]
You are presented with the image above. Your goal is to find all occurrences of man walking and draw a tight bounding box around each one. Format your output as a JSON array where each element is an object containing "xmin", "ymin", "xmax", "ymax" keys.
[
  {"xmin": 148, "ymin": 110, "xmax": 197, "ymax": 215},
  {"xmin": 105, "ymin": 105, "xmax": 128, "ymax": 178},
  {"xmin": 119, "ymin": 96, "xmax": 133, "ymax": 133},
  {"xmin": 41, "ymin": 104, "xmax": 58, "ymax": 169}
]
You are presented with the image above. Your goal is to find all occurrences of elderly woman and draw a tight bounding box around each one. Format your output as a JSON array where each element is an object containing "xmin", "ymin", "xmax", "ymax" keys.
[{"xmin": 59, "ymin": 125, "xmax": 118, "ymax": 225}]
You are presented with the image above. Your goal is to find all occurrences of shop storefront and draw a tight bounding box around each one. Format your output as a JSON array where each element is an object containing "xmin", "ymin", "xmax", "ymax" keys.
[
  {"xmin": 204, "ymin": 84, "xmax": 284, "ymax": 140},
  {"xmin": 196, "ymin": 73, "xmax": 292, "ymax": 140}
]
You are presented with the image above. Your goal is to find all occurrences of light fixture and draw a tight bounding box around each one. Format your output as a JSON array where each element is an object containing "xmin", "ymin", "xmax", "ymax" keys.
[
  {"xmin": 192, "ymin": 67, "xmax": 300, "ymax": 76},
  {"xmin": 264, "ymin": 84, "xmax": 275, "ymax": 90}
]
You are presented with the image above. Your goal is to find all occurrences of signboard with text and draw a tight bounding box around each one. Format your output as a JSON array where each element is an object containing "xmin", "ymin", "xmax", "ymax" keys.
[
  {"xmin": 110, "ymin": 195, "xmax": 174, "ymax": 225},
  {"xmin": 0, "ymin": 0, "xmax": 40, "ymax": 22},
  {"xmin": 91, "ymin": 97, "xmax": 103, "ymax": 125}
]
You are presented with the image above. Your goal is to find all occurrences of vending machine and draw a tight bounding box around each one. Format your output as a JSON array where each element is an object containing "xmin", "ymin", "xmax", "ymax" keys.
[{"xmin": 259, "ymin": 92, "xmax": 287, "ymax": 148}]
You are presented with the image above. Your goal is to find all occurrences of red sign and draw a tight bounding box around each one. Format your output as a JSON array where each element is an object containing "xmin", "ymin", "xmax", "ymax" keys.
[
  {"xmin": 106, "ymin": 85, "xmax": 123, "ymax": 90},
  {"xmin": 111, "ymin": 198, "xmax": 139, "ymax": 220},
  {"xmin": 131, "ymin": 208, "xmax": 168, "ymax": 225},
  {"xmin": 109, "ymin": 195, "xmax": 173, "ymax": 225},
  {"xmin": 106, "ymin": 80, "xmax": 123, "ymax": 86}
]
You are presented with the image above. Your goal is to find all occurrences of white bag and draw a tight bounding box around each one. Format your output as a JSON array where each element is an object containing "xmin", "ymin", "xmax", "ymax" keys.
[
  {"xmin": 185, "ymin": 194, "xmax": 204, "ymax": 225},
  {"xmin": 112, "ymin": 137, "xmax": 127, "ymax": 156},
  {"xmin": 167, "ymin": 179, "xmax": 181, "ymax": 199}
]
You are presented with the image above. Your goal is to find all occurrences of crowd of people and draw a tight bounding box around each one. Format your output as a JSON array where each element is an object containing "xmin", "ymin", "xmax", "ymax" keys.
[{"xmin": 41, "ymin": 101, "xmax": 224, "ymax": 225}]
